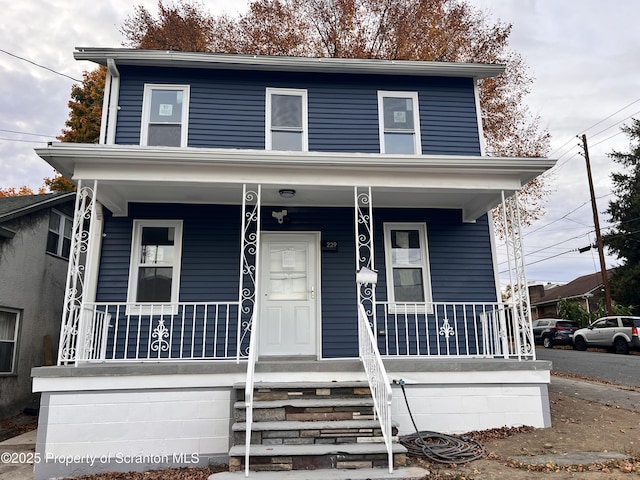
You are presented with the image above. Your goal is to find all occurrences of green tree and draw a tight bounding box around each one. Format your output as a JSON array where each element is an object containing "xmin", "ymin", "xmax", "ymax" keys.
[{"xmin": 604, "ymin": 119, "xmax": 640, "ymax": 311}]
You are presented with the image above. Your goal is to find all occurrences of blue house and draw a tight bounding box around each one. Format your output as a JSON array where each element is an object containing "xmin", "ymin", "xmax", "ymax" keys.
[{"xmin": 33, "ymin": 48, "xmax": 555, "ymax": 479}]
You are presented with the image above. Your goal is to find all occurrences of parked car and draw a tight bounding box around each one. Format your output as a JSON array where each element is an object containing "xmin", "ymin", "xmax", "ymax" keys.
[
  {"xmin": 572, "ymin": 316, "xmax": 640, "ymax": 354},
  {"xmin": 531, "ymin": 318, "xmax": 580, "ymax": 348}
]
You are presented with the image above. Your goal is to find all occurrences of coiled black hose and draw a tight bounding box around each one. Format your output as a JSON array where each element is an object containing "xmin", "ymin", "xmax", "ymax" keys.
[{"xmin": 396, "ymin": 379, "xmax": 486, "ymax": 464}]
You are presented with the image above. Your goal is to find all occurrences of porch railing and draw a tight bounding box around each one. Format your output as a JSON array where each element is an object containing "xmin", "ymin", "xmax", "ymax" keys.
[
  {"xmin": 244, "ymin": 313, "xmax": 258, "ymax": 477},
  {"xmin": 374, "ymin": 301, "xmax": 534, "ymax": 360},
  {"xmin": 358, "ymin": 304, "xmax": 393, "ymax": 473},
  {"xmin": 75, "ymin": 302, "xmax": 244, "ymax": 362}
]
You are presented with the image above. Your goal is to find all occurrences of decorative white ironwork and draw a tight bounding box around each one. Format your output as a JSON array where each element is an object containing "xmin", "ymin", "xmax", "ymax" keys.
[
  {"xmin": 439, "ymin": 318, "xmax": 455, "ymax": 338},
  {"xmin": 58, "ymin": 181, "xmax": 97, "ymax": 366},
  {"xmin": 358, "ymin": 304, "xmax": 393, "ymax": 473},
  {"xmin": 354, "ymin": 187, "xmax": 377, "ymax": 330},
  {"xmin": 501, "ymin": 191, "xmax": 535, "ymax": 359},
  {"xmin": 150, "ymin": 318, "xmax": 170, "ymax": 353},
  {"xmin": 237, "ymin": 185, "xmax": 261, "ymax": 361}
]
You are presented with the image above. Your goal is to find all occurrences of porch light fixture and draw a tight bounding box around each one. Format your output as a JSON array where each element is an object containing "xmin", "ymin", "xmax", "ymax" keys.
[{"xmin": 279, "ymin": 189, "xmax": 296, "ymax": 198}]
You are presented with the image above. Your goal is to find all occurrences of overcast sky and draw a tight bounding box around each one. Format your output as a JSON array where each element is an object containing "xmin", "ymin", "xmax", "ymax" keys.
[{"xmin": 1, "ymin": 0, "xmax": 638, "ymax": 286}]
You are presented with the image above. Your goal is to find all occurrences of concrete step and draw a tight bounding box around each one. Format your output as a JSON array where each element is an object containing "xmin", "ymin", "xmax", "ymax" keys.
[
  {"xmin": 234, "ymin": 398, "xmax": 373, "ymax": 410},
  {"xmin": 232, "ymin": 419, "xmax": 384, "ymax": 431},
  {"xmin": 235, "ymin": 381, "xmax": 371, "ymax": 390},
  {"xmin": 209, "ymin": 466, "xmax": 431, "ymax": 479},
  {"xmin": 229, "ymin": 442, "xmax": 407, "ymax": 457}
]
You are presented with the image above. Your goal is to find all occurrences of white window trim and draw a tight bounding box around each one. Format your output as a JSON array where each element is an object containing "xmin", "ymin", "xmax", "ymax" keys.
[
  {"xmin": 383, "ymin": 222, "xmax": 433, "ymax": 314},
  {"xmin": 126, "ymin": 220, "xmax": 184, "ymax": 315},
  {"xmin": 377, "ymin": 91, "xmax": 422, "ymax": 154},
  {"xmin": 265, "ymin": 87, "xmax": 309, "ymax": 151},
  {"xmin": 140, "ymin": 84, "xmax": 190, "ymax": 147},
  {"xmin": 47, "ymin": 208, "xmax": 72, "ymax": 259},
  {"xmin": 0, "ymin": 308, "xmax": 20, "ymax": 375}
]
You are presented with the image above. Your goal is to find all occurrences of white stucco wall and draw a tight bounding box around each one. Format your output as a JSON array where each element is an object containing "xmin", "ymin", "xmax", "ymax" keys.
[{"xmin": 0, "ymin": 209, "xmax": 67, "ymax": 418}]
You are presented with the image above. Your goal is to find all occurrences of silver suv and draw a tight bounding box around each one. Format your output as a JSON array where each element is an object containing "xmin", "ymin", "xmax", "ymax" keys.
[{"xmin": 572, "ymin": 316, "xmax": 640, "ymax": 354}]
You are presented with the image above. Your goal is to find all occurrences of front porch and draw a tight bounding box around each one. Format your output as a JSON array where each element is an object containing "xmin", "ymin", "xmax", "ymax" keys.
[{"xmin": 31, "ymin": 357, "xmax": 551, "ymax": 479}]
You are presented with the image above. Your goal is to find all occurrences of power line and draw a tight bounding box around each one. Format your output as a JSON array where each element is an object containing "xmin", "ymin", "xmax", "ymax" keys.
[
  {"xmin": 0, "ymin": 128, "xmax": 57, "ymax": 138},
  {"xmin": 0, "ymin": 137, "xmax": 50, "ymax": 144},
  {"xmin": 0, "ymin": 48, "xmax": 82, "ymax": 83}
]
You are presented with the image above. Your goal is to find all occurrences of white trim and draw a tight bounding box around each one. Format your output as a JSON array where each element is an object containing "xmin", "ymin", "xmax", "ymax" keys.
[
  {"xmin": 74, "ymin": 48, "xmax": 506, "ymax": 79},
  {"xmin": 377, "ymin": 91, "xmax": 422, "ymax": 155},
  {"xmin": 473, "ymin": 80, "xmax": 487, "ymax": 156},
  {"xmin": 84, "ymin": 202, "xmax": 104, "ymax": 303},
  {"xmin": 46, "ymin": 208, "xmax": 73, "ymax": 258},
  {"xmin": 487, "ymin": 209, "xmax": 502, "ymax": 302},
  {"xmin": 140, "ymin": 84, "xmax": 190, "ymax": 147},
  {"xmin": 126, "ymin": 219, "xmax": 184, "ymax": 315},
  {"xmin": 383, "ymin": 223, "xmax": 433, "ymax": 313},
  {"xmin": 0, "ymin": 308, "xmax": 20, "ymax": 375},
  {"xmin": 265, "ymin": 87, "xmax": 308, "ymax": 151}
]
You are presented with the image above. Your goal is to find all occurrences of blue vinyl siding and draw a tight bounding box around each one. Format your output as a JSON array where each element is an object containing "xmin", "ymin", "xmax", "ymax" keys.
[
  {"xmin": 115, "ymin": 66, "xmax": 480, "ymax": 155},
  {"xmin": 96, "ymin": 204, "xmax": 495, "ymax": 358}
]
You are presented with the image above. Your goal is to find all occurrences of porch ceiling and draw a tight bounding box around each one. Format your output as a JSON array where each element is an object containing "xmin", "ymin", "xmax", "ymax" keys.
[{"xmin": 35, "ymin": 143, "xmax": 556, "ymax": 221}]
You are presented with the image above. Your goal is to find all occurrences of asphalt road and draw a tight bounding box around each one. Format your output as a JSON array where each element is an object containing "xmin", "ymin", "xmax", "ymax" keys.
[{"xmin": 536, "ymin": 346, "xmax": 640, "ymax": 387}]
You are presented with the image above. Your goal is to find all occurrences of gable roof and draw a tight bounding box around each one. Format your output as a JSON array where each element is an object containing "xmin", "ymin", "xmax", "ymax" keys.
[
  {"xmin": 0, "ymin": 192, "xmax": 75, "ymax": 224},
  {"xmin": 530, "ymin": 270, "xmax": 615, "ymax": 306},
  {"xmin": 74, "ymin": 47, "xmax": 506, "ymax": 80}
]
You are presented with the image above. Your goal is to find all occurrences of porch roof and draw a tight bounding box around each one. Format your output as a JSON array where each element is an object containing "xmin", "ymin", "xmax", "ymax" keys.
[{"xmin": 35, "ymin": 143, "xmax": 555, "ymax": 221}]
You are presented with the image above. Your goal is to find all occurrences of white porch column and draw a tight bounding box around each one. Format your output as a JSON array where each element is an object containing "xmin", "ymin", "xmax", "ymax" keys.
[
  {"xmin": 237, "ymin": 184, "xmax": 261, "ymax": 362},
  {"xmin": 57, "ymin": 180, "xmax": 98, "ymax": 366},
  {"xmin": 501, "ymin": 191, "xmax": 535, "ymax": 360},
  {"xmin": 354, "ymin": 187, "xmax": 377, "ymax": 333}
]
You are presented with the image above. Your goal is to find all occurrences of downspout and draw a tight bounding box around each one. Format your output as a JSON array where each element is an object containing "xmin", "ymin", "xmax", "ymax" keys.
[{"xmin": 102, "ymin": 58, "xmax": 120, "ymax": 145}]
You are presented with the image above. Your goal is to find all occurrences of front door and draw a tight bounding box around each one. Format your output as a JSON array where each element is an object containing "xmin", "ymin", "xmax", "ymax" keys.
[{"xmin": 259, "ymin": 233, "xmax": 319, "ymax": 357}]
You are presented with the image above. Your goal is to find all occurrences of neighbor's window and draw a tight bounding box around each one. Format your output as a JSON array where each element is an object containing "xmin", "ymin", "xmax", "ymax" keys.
[
  {"xmin": 383, "ymin": 223, "xmax": 432, "ymax": 310},
  {"xmin": 378, "ymin": 91, "xmax": 421, "ymax": 154},
  {"xmin": 141, "ymin": 85, "xmax": 190, "ymax": 147},
  {"xmin": 266, "ymin": 88, "xmax": 308, "ymax": 151},
  {"xmin": 46, "ymin": 209, "xmax": 72, "ymax": 258},
  {"xmin": 0, "ymin": 309, "xmax": 19, "ymax": 374},
  {"xmin": 127, "ymin": 220, "xmax": 183, "ymax": 311}
]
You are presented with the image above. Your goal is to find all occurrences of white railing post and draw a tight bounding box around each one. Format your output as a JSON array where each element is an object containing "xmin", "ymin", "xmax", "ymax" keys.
[
  {"xmin": 58, "ymin": 180, "xmax": 97, "ymax": 366},
  {"xmin": 354, "ymin": 186, "xmax": 377, "ymax": 332},
  {"xmin": 244, "ymin": 313, "xmax": 257, "ymax": 477},
  {"xmin": 237, "ymin": 184, "xmax": 261, "ymax": 362}
]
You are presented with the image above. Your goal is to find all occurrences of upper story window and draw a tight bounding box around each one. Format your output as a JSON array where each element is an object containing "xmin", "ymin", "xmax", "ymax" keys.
[
  {"xmin": 266, "ymin": 88, "xmax": 308, "ymax": 151},
  {"xmin": 0, "ymin": 309, "xmax": 19, "ymax": 374},
  {"xmin": 46, "ymin": 209, "xmax": 72, "ymax": 259},
  {"xmin": 141, "ymin": 85, "xmax": 190, "ymax": 147},
  {"xmin": 127, "ymin": 220, "xmax": 183, "ymax": 312},
  {"xmin": 378, "ymin": 91, "xmax": 421, "ymax": 154},
  {"xmin": 383, "ymin": 223, "xmax": 432, "ymax": 311}
]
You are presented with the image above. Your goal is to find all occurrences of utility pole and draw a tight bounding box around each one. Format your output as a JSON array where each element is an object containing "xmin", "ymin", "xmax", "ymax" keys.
[{"xmin": 579, "ymin": 134, "xmax": 613, "ymax": 314}]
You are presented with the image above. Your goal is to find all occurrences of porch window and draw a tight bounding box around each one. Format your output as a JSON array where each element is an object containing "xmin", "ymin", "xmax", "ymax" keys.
[
  {"xmin": 46, "ymin": 209, "xmax": 72, "ymax": 259},
  {"xmin": 383, "ymin": 223, "xmax": 432, "ymax": 310},
  {"xmin": 378, "ymin": 91, "xmax": 421, "ymax": 154},
  {"xmin": 0, "ymin": 309, "xmax": 19, "ymax": 374},
  {"xmin": 266, "ymin": 88, "xmax": 308, "ymax": 151},
  {"xmin": 141, "ymin": 85, "xmax": 190, "ymax": 147},
  {"xmin": 127, "ymin": 220, "xmax": 183, "ymax": 312}
]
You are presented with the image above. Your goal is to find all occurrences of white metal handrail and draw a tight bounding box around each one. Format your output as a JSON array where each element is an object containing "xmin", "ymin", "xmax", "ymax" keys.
[
  {"xmin": 71, "ymin": 301, "xmax": 243, "ymax": 363},
  {"xmin": 358, "ymin": 304, "xmax": 394, "ymax": 473},
  {"xmin": 374, "ymin": 301, "xmax": 532, "ymax": 359},
  {"xmin": 244, "ymin": 314, "xmax": 257, "ymax": 477}
]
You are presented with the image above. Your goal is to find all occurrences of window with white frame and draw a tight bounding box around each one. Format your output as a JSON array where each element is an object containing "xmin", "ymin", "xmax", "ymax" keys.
[
  {"xmin": 141, "ymin": 85, "xmax": 190, "ymax": 147},
  {"xmin": 0, "ymin": 309, "xmax": 19, "ymax": 374},
  {"xmin": 378, "ymin": 91, "xmax": 421, "ymax": 154},
  {"xmin": 127, "ymin": 220, "xmax": 183, "ymax": 309},
  {"xmin": 266, "ymin": 88, "xmax": 308, "ymax": 151},
  {"xmin": 46, "ymin": 209, "xmax": 72, "ymax": 258},
  {"xmin": 383, "ymin": 223, "xmax": 432, "ymax": 308}
]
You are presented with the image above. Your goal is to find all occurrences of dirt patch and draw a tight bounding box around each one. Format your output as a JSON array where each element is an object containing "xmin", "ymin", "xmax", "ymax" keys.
[
  {"xmin": 413, "ymin": 390, "xmax": 640, "ymax": 479},
  {"xmin": 0, "ymin": 413, "xmax": 38, "ymax": 443}
]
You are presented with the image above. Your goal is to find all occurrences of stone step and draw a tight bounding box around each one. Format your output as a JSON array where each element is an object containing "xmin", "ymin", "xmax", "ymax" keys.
[
  {"xmin": 232, "ymin": 419, "xmax": 385, "ymax": 431},
  {"xmin": 234, "ymin": 397, "xmax": 374, "ymax": 410},
  {"xmin": 234, "ymin": 381, "xmax": 371, "ymax": 390},
  {"xmin": 228, "ymin": 443, "xmax": 407, "ymax": 472},
  {"xmin": 209, "ymin": 466, "xmax": 431, "ymax": 479}
]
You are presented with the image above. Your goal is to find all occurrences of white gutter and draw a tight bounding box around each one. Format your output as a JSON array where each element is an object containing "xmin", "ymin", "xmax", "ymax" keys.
[{"xmin": 73, "ymin": 47, "xmax": 506, "ymax": 79}]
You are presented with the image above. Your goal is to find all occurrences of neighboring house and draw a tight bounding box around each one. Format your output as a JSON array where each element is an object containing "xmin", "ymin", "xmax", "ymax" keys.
[
  {"xmin": 529, "ymin": 270, "xmax": 614, "ymax": 321},
  {"xmin": 32, "ymin": 48, "xmax": 555, "ymax": 479},
  {"xmin": 0, "ymin": 192, "xmax": 75, "ymax": 419}
]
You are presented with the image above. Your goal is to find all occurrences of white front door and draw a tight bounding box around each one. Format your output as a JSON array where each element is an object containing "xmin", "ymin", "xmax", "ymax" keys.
[{"xmin": 259, "ymin": 233, "xmax": 319, "ymax": 357}]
